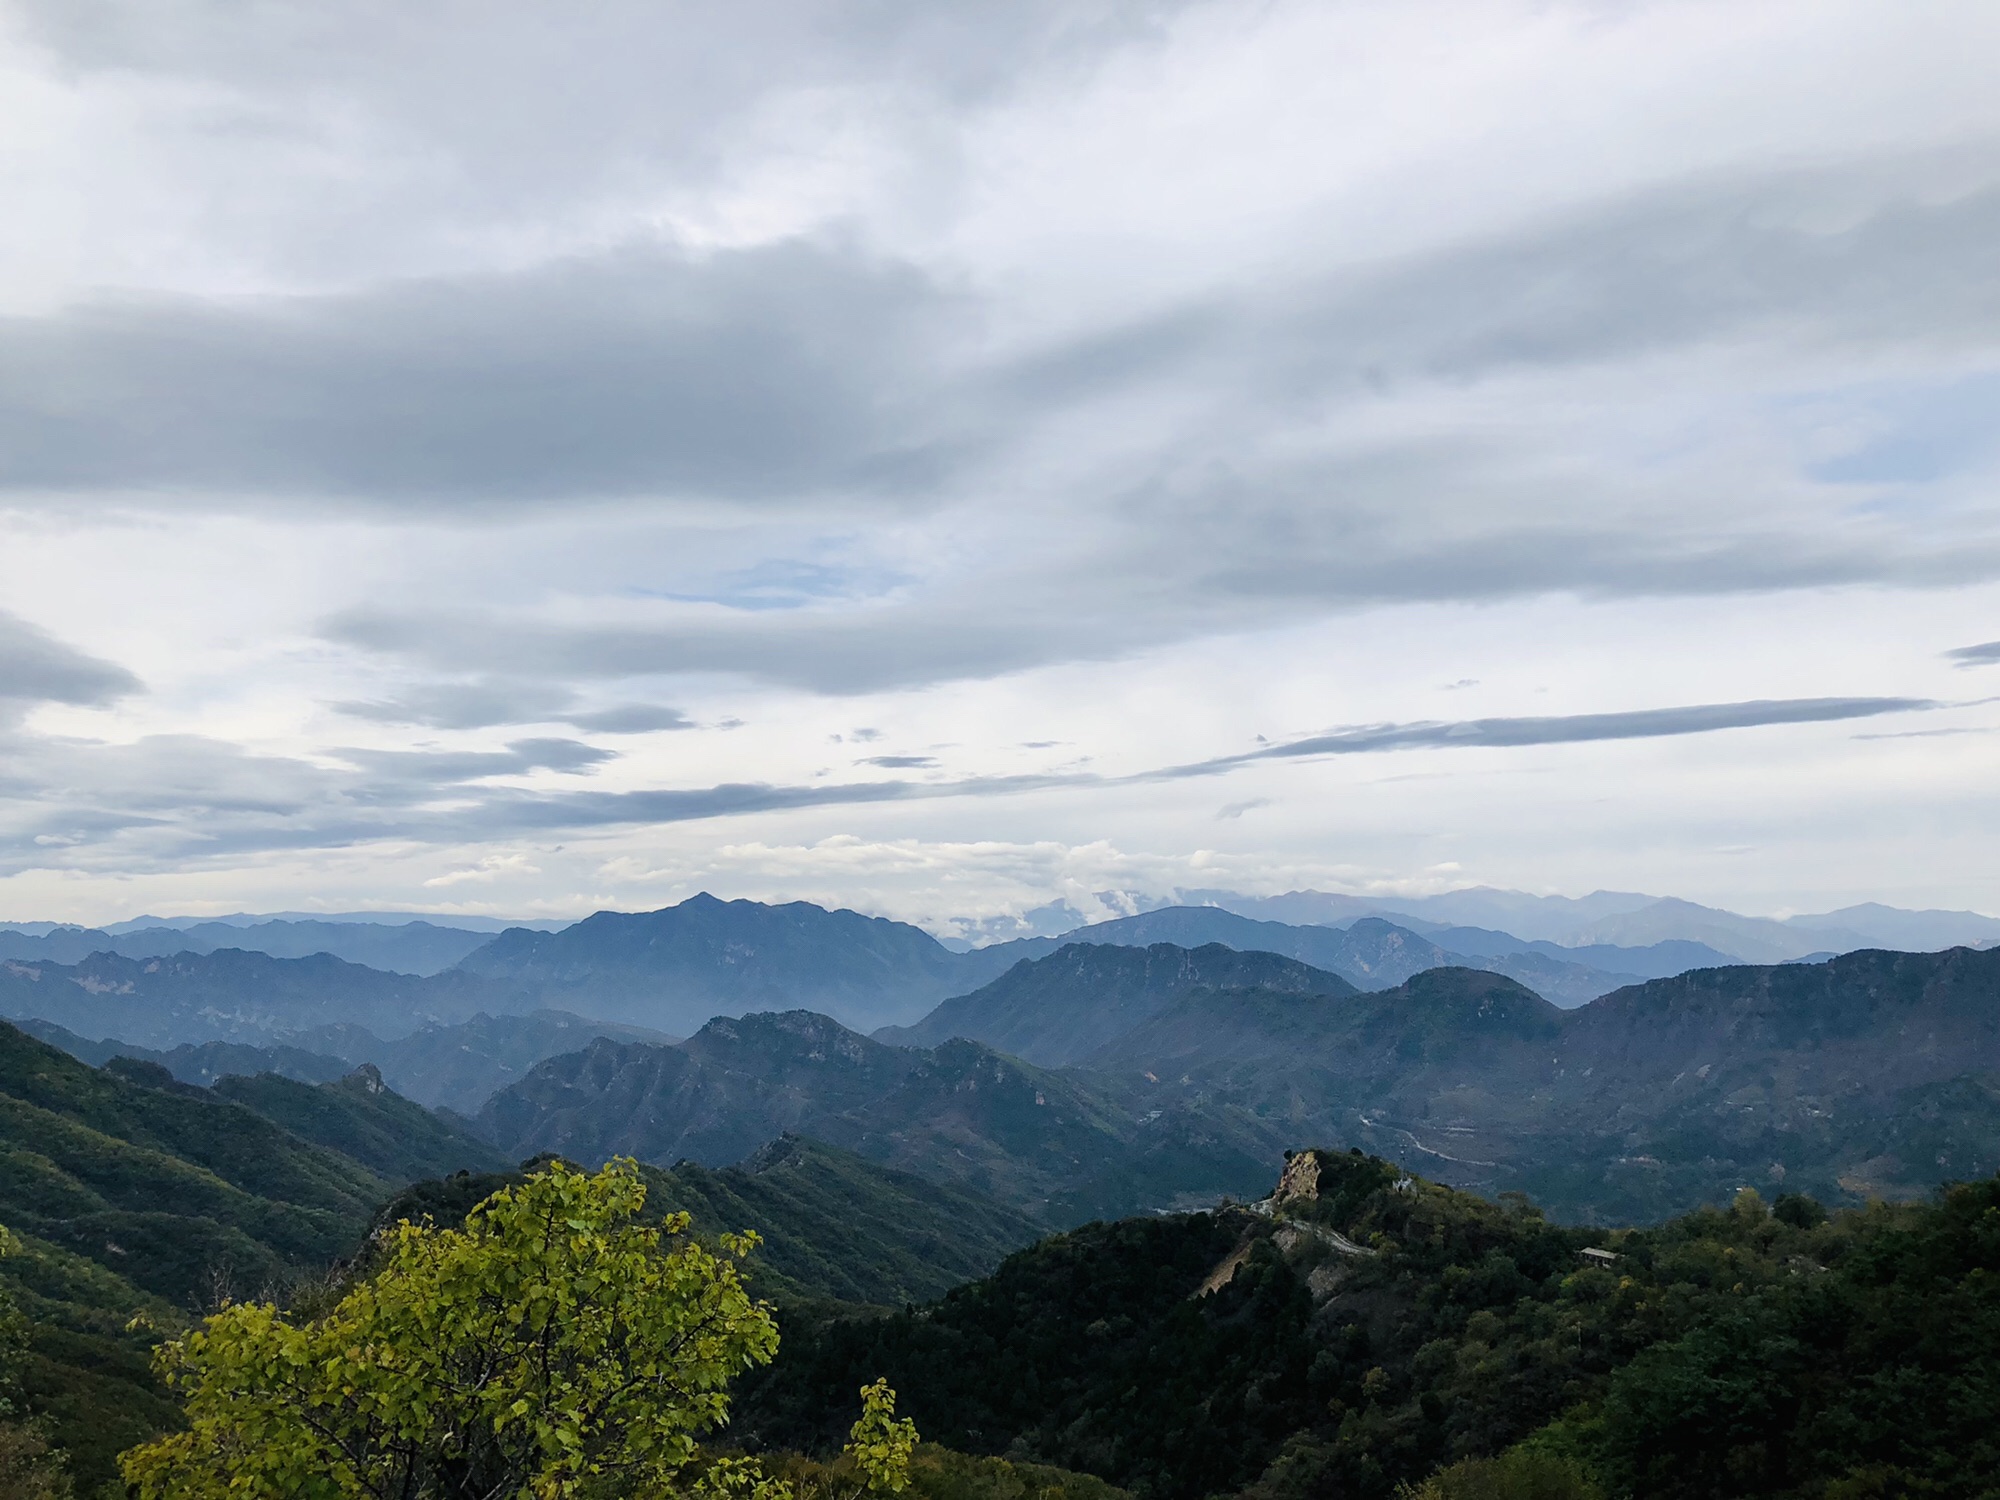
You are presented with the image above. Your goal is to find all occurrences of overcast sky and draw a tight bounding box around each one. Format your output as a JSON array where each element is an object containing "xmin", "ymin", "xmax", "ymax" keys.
[{"xmin": 3, "ymin": 0, "xmax": 1999, "ymax": 934}]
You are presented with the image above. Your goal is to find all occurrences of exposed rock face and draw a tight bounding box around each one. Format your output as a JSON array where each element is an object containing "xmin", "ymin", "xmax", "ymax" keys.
[{"xmin": 1274, "ymin": 1149, "xmax": 1322, "ymax": 1205}]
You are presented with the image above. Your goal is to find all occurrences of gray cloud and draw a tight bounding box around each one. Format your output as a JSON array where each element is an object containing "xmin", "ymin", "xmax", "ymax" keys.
[
  {"xmin": 992, "ymin": 163, "xmax": 2000, "ymax": 422},
  {"xmin": 0, "ymin": 612, "xmax": 142, "ymax": 711},
  {"xmin": 859, "ymin": 754, "xmax": 937, "ymax": 768},
  {"xmin": 0, "ymin": 241, "xmax": 962, "ymax": 507},
  {"xmin": 333, "ymin": 738, "xmax": 614, "ymax": 785},
  {"xmin": 566, "ymin": 704, "xmax": 695, "ymax": 734},
  {"xmin": 0, "ymin": 155, "xmax": 1994, "ymax": 706},
  {"xmin": 330, "ymin": 679, "xmax": 693, "ymax": 734},
  {"xmin": 1947, "ymin": 640, "xmax": 2000, "ymax": 667}
]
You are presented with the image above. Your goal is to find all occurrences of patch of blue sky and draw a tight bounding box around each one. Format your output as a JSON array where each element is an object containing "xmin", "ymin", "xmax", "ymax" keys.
[
  {"xmin": 628, "ymin": 558, "xmax": 915, "ymax": 612},
  {"xmin": 1794, "ymin": 370, "xmax": 2000, "ymax": 487}
]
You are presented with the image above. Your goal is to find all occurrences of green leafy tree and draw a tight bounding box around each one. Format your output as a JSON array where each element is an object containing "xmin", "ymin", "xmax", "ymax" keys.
[{"xmin": 119, "ymin": 1159, "xmax": 914, "ymax": 1500}]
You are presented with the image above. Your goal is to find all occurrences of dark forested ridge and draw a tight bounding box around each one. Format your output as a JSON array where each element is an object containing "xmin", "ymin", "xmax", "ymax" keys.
[
  {"xmin": 0, "ymin": 1005, "xmax": 1065, "ymax": 1489},
  {"xmin": 0, "ymin": 1019, "xmax": 511, "ymax": 1489},
  {"xmin": 741, "ymin": 1147, "xmax": 2000, "ymax": 1500}
]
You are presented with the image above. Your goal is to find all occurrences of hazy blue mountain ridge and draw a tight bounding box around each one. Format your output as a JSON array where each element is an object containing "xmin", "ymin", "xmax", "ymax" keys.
[
  {"xmin": 0, "ymin": 948, "xmax": 516, "ymax": 1047},
  {"xmin": 1179, "ymin": 886, "xmax": 2000, "ymax": 958},
  {"xmin": 876, "ymin": 941, "xmax": 1359, "ymax": 1064},
  {"xmin": 451, "ymin": 892, "xmax": 1014, "ymax": 1032},
  {"xmin": 941, "ymin": 908, "xmax": 1636, "ymax": 1006},
  {"xmin": 0, "ymin": 918, "xmax": 494, "ymax": 974}
]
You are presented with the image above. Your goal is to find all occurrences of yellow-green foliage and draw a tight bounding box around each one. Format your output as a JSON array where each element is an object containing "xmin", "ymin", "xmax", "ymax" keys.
[{"xmin": 119, "ymin": 1159, "xmax": 796, "ymax": 1498}]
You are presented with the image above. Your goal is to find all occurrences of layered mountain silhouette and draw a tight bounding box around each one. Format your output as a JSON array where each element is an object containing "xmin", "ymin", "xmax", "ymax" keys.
[
  {"xmin": 957, "ymin": 908, "xmax": 1642, "ymax": 1005},
  {"xmin": 474, "ymin": 942, "xmax": 2000, "ymax": 1223},
  {"xmin": 15, "ymin": 889, "xmax": 1974, "ymax": 1065}
]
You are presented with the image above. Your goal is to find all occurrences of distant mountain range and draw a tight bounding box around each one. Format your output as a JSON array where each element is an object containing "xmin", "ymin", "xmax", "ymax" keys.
[
  {"xmin": 4, "ymin": 889, "xmax": 1996, "ymax": 1046},
  {"xmin": 475, "ymin": 941, "xmax": 2000, "ymax": 1225},
  {"xmin": 0, "ymin": 917, "xmax": 496, "ymax": 975},
  {"xmin": 962, "ymin": 908, "xmax": 1648, "ymax": 1006},
  {"xmin": 1183, "ymin": 887, "xmax": 2000, "ymax": 961}
]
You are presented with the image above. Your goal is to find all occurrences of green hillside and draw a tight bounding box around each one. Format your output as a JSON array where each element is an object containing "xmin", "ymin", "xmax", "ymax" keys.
[
  {"xmin": 0, "ymin": 1020, "xmax": 519, "ymax": 1491},
  {"xmin": 372, "ymin": 1133, "xmax": 1043, "ymax": 1308},
  {"xmin": 0, "ymin": 1029, "xmax": 389, "ymax": 1305},
  {"xmin": 739, "ymin": 1147, "xmax": 2000, "ymax": 1500},
  {"xmin": 212, "ymin": 1065, "xmax": 509, "ymax": 1182},
  {"xmin": 0, "ymin": 1227, "xmax": 178, "ymax": 1493}
]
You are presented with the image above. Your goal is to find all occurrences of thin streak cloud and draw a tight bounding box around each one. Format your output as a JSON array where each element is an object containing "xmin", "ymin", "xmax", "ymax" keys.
[{"xmin": 377, "ymin": 695, "xmax": 1954, "ymax": 843}]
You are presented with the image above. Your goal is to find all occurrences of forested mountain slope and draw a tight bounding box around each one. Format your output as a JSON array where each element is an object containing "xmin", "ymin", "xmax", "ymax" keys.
[
  {"xmin": 0, "ymin": 1026, "xmax": 390, "ymax": 1305},
  {"xmin": 211, "ymin": 1065, "xmax": 508, "ymax": 1181},
  {"xmin": 740, "ymin": 1146, "xmax": 2000, "ymax": 1500},
  {"xmin": 377, "ymin": 1133, "xmax": 1043, "ymax": 1308}
]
